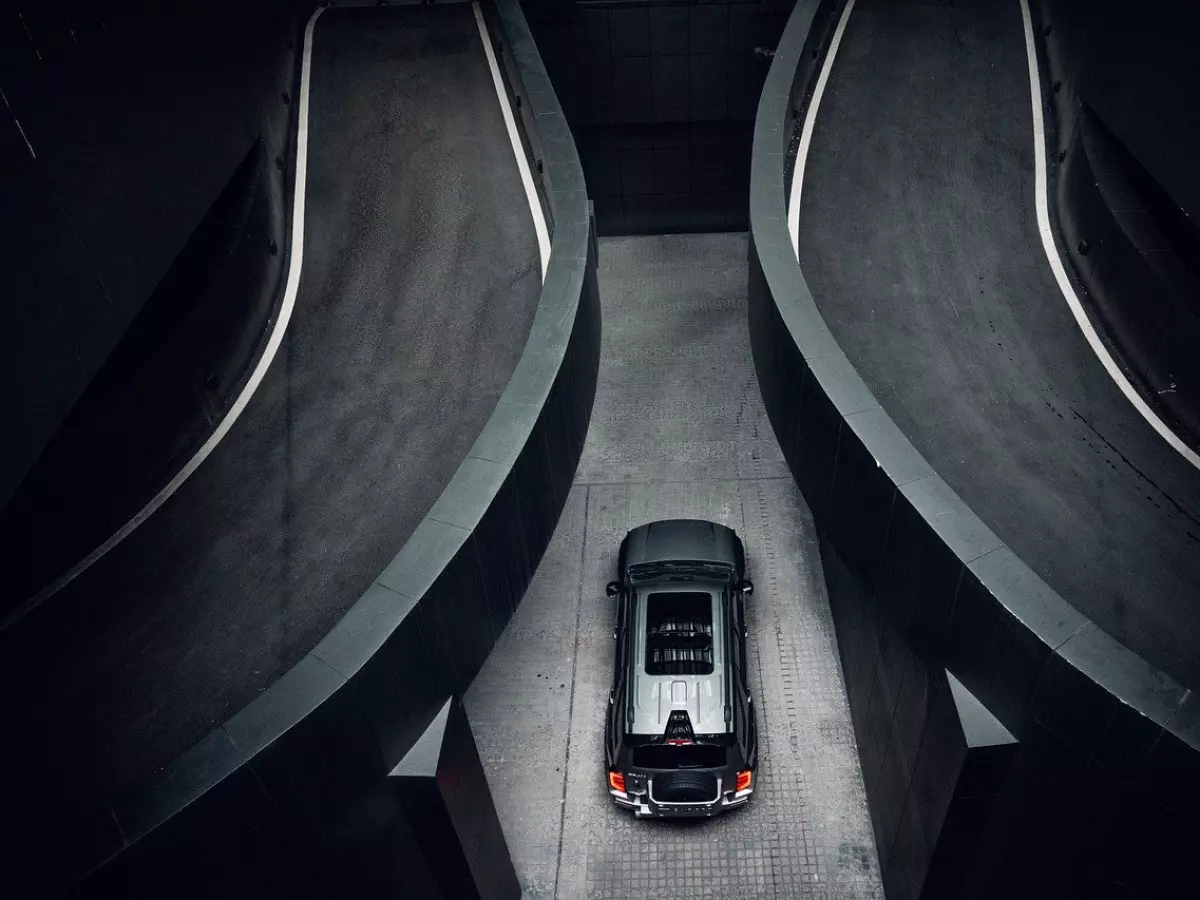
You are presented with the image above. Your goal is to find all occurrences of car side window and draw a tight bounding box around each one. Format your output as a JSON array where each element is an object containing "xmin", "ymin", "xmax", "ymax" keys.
[
  {"xmin": 727, "ymin": 592, "xmax": 745, "ymax": 675},
  {"xmin": 737, "ymin": 597, "xmax": 750, "ymax": 674},
  {"xmin": 728, "ymin": 594, "xmax": 743, "ymax": 677},
  {"xmin": 613, "ymin": 590, "xmax": 630, "ymax": 688}
]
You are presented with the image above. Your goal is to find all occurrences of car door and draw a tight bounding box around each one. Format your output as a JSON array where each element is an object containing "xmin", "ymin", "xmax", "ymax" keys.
[
  {"xmin": 730, "ymin": 588, "xmax": 758, "ymax": 767},
  {"xmin": 605, "ymin": 588, "xmax": 631, "ymax": 767}
]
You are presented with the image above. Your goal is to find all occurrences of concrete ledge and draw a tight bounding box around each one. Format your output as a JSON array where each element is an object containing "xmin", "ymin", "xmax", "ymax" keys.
[
  {"xmin": 749, "ymin": 1, "xmax": 1200, "ymax": 896},
  {"xmin": 65, "ymin": 0, "xmax": 598, "ymax": 894}
]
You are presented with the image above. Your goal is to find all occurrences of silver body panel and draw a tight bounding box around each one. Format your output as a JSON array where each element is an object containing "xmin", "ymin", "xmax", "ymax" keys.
[{"xmin": 629, "ymin": 582, "xmax": 729, "ymax": 736}]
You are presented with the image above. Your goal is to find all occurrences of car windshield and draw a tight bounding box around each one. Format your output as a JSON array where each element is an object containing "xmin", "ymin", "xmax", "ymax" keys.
[{"xmin": 629, "ymin": 560, "xmax": 730, "ymax": 581}]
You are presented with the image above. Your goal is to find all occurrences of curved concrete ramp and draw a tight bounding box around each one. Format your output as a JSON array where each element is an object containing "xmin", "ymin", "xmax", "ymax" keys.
[
  {"xmin": 797, "ymin": 0, "xmax": 1200, "ymax": 692},
  {"xmin": 751, "ymin": 0, "xmax": 1200, "ymax": 896},
  {"xmin": 3, "ymin": 2, "xmax": 541, "ymax": 805}
]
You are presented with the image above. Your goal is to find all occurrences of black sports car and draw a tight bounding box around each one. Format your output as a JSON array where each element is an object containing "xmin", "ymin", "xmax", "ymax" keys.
[{"xmin": 603, "ymin": 519, "xmax": 758, "ymax": 817}]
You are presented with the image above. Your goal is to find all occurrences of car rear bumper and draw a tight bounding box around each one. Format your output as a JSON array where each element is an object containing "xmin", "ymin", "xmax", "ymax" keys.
[
  {"xmin": 609, "ymin": 773, "xmax": 753, "ymax": 818},
  {"xmin": 612, "ymin": 790, "xmax": 751, "ymax": 818}
]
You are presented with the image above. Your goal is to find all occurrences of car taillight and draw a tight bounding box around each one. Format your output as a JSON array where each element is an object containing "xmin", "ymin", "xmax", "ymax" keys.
[
  {"xmin": 608, "ymin": 771, "xmax": 626, "ymax": 793},
  {"xmin": 736, "ymin": 770, "xmax": 753, "ymax": 792}
]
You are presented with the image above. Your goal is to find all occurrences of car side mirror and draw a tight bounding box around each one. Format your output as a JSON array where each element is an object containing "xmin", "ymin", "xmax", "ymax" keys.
[
  {"xmin": 739, "ymin": 578, "xmax": 754, "ymax": 596},
  {"xmin": 606, "ymin": 581, "xmax": 621, "ymax": 598}
]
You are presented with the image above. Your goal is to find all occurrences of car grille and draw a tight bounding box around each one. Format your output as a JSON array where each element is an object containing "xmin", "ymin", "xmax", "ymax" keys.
[{"xmin": 651, "ymin": 771, "xmax": 719, "ymax": 803}]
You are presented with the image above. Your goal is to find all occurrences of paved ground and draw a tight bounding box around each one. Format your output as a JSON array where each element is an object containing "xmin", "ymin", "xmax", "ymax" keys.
[
  {"xmin": 465, "ymin": 234, "xmax": 882, "ymax": 900},
  {"xmin": 2, "ymin": 4, "xmax": 539, "ymax": 802},
  {"xmin": 797, "ymin": 0, "xmax": 1200, "ymax": 691}
]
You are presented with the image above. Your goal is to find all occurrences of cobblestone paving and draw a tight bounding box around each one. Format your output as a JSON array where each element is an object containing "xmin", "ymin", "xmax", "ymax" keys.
[{"xmin": 465, "ymin": 234, "xmax": 883, "ymax": 900}]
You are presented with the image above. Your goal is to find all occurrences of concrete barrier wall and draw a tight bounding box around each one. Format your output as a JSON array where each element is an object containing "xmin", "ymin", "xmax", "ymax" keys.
[
  {"xmin": 1, "ymin": 134, "xmax": 297, "ymax": 611},
  {"xmin": 1, "ymin": 0, "xmax": 308, "ymax": 615},
  {"xmin": 748, "ymin": 2, "xmax": 1200, "ymax": 897},
  {"xmin": 1031, "ymin": 0, "xmax": 1200, "ymax": 450},
  {"xmin": 50, "ymin": 0, "xmax": 599, "ymax": 894},
  {"xmin": 1026, "ymin": 0, "xmax": 1200, "ymax": 227},
  {"xmin": 0, "ymin": 0, "xmax": 306, "ymax": 513},
  {"xmin": 521, "ymin": 0, "xmax": 793, "ymax": 234}
]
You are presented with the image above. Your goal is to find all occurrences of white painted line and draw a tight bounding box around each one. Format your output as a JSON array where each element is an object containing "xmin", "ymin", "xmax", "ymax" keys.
[
  {"xmin": 1017, "ymin": 0, "xmax": 1200, "ymax": 471},
  {"xmin": 4, "ymin": 7, "xmax": 327, "ymax": 629},
  {"xmin": 1, "ymin": 88, "xmax": 37, "ymax": 159},
  {"xmin": 473, "ymin": 1, "xmax": 550, "ymax": 279},
  {"xmin": 788, "ymin": 0, "xmax": 858, "ymax": 259},
  {"xmin": 19, "ymin": 12, "xmax": 42, "ymax": 61}
]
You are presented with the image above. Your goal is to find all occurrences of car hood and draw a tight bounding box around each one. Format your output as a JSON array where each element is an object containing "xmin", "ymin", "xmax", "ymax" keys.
[{"xmin": 620, "ymin": 519, "xmax": 742, "ymax": 575}]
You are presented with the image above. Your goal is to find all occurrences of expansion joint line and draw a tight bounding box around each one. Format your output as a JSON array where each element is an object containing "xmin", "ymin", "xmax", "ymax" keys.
[{"xmin": 554, "ymin": 485, "xmax": 590, "ymax": 900}]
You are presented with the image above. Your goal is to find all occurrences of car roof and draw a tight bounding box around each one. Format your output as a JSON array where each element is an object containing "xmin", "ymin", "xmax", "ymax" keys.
[{"xmin": 626, "ymin": 582, "xmax": 731, "ymax": 737}]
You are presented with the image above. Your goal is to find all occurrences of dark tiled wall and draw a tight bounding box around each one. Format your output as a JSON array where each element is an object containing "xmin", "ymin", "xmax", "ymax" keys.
[
  {"xmin": 826, "ymin": 540, "xmax": 1019, "ymax": 900},
  {"xmin": 578, "ymin": 122, "xmax": 753, "ymax": 233},
  {"xmin": 525, "ymin": 0, "xmax": 790, "ymax": 233},
  {"xmin": 393, "ymin": 700, "xmax": 520, "ymax": 900}
]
